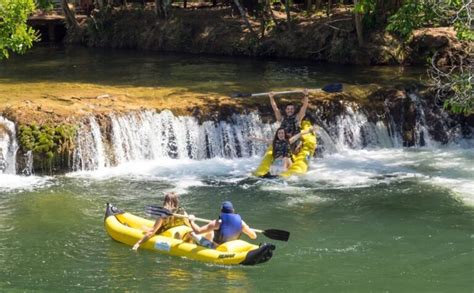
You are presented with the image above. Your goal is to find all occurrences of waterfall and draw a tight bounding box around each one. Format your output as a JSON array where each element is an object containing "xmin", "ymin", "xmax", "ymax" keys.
[
  {"xmin": 1, "ymin": 92, "xmax": 471, "ymax": 173},
  {"xmin": 316, "ymin": 106, "xmax": 401, "ymax": 154},
  {"xmin": 72, "ymin": 110, "xmax": 277, "ymax": 171},
  {"xmin": 70, "ymin": 97, "xmax": 471, "ymax": 171},
  {"xmin": 0, "ymin": 116, "xmax": 18, "ymax": 174},
  {"xmin": 408, "ymin": 93, "xmax": 435, "ymax": 147}
]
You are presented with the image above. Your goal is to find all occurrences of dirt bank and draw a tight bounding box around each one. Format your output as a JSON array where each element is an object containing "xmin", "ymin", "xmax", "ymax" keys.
[{"xmin": 66, "ymin": 8, "xmax": 468, "ymax": 66}]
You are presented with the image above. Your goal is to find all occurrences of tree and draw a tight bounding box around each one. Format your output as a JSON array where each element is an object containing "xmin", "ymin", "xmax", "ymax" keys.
[
  {"xmin": 284, "ymin": 0, "xmax": 292, "ymax": 30},
  {"xmin": 386, "ymin": 0, "xmax": 473, "ymax": 114},
  {"xmin": 356, "ymin": 0, "xmax": 473, "ymax": 114},
  {"xmin": 61, "ymin": 0, "xmax": 80, "ymax": 29},
  {"xmin": 233, "ymin": 0, "xmax": 256, "ymax": 36},
  {"xmin": 0, "ymin": 0, "xmax": 38, "ymax": 59},
  {"xmin": 353, "ymin": 0, "xmax": 364, "ymax": 46}
]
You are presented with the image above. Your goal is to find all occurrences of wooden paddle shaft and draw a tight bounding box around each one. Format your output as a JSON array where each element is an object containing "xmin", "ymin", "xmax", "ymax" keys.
[{"xmin": 171, "ymin": 213, "xmax": 263, "ymax": 233}]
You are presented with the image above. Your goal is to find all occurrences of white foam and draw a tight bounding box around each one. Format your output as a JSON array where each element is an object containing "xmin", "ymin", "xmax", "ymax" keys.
[
  {"xmin": 67, "ymin": 156, "xmax": 258, "ymax": 181},
  {"xmin": 51, "ymin": 142, "xmax": 474, "ymax": 207},
  {"xmin": 304, "ymin": 147, "xmax": 474, "ymax": 205},
  {"xmin": 304, "ymin": 149, "xmax": 420, "ymax": 188},
  {"xmin": 0, "ymin": 174, "xmax": 51, "ymax": 192},
  {"xmin": 429, "ymin": 177, "xmax": 474, "ymax": 206}
]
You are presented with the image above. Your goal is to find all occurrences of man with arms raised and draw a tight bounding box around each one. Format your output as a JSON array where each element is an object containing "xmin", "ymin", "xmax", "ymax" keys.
[{"xmin": 269, "ymin": 89, "xmax": 309, "ymax": 153}]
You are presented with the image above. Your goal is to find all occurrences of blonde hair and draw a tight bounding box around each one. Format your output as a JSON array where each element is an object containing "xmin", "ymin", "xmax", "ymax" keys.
[{"xmin": 163, "ymin": 192, "xmax": 179, "ymax": 212}]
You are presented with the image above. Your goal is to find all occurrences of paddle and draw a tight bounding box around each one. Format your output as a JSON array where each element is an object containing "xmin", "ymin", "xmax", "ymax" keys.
[
  {"xmin": 145, "ymin": 205, "xmax": 290, "ymax": 242},
  {"xmin": 231, "ymin": 83, "xmax": 343, "ymax": 98}
]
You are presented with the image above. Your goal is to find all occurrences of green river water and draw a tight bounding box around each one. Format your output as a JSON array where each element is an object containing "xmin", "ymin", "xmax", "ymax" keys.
[{"xmin": 0, "ymin": 47, "xmax": 473, "ymax": 292}]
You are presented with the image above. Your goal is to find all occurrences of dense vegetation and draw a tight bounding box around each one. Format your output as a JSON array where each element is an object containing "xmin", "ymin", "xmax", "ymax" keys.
[{"xmin": 0, "ymin": 0, "xmax": 38, "ymax": 59}]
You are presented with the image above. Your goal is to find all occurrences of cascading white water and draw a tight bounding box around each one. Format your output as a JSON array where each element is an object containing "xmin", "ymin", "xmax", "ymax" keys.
[
  {"xmin": 72, "ymin": 101, "xmax": 467, "ymax": 171},
  {"xmin": 73, "ymin": 110, "xmax": 278, "ymax": 171},
  {"xmin": 318, "ymin": 106, "xmax": 401, "ymax": 153},
  {"xmin": 1, "ymin": 98, "xmax": 470, "ymax": 173},
  {"xmin": 408, "ymin": 93, "xmax": 435, "ymax": 147},
  {"xmin": 0, "ymin": 116, "xmax": 18, "ymax": 174}
]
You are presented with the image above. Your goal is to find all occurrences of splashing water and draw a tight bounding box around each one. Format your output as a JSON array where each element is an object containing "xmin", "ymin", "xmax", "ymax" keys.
[{"xmin": 0, "ymin": 116, "xmax": 18, "ymax": 174}]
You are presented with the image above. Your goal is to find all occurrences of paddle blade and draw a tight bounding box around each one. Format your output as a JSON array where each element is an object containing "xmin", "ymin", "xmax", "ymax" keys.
[
  {"xmin": 145, "ymin": 206, "xmax": 172, "ymax": 217},
  {"xmin": 322, "ymin": 83, "xmax": 343, "ymax": 93},
  {"xmin": 230, "ymin": 92, "xmax": 252, "ymax": 98},
  {"xmin": 262, "ymin": 229, "xmax": 290, "ymax": 241}
]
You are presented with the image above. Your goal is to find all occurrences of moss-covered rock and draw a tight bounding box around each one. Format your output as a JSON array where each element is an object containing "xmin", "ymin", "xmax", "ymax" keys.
[{"xmin": 18, "ymin": 123, "xmax": 77, "ymax": 173}]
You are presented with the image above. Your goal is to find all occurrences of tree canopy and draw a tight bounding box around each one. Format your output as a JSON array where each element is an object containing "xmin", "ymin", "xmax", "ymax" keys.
[{"xmin": 0, "ymin": 0, "xmax": 38, "ymax": 59}]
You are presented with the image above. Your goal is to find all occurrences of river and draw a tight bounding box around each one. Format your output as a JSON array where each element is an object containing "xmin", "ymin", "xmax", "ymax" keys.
[{"xmin": 0, "ymin": 46, "xmax": 472, "ymax": 292}]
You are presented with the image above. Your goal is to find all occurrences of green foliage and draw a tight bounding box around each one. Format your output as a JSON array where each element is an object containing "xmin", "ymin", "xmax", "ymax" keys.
[
  {"xmin": 354, "ymin": 0, "xmax": 375, "ymax": 14},
  {"xmin": 386, "ymin": 0, "xmax": 472, "ymax": 40},
  {"xmin": 442, "ymin": 73, "xmax": 473, "ymax": 114},
  {"xmin": 377, "ymin": 0, "xmax": 473, "ymax": 114},
  {"xmin": 36, "ymin": 0, "xmax": 54, "ymax": 11},
  {"xmin": 386, "ymin": 1, "xmax": 431, "ymax": 38},
  {"xmin": 453, "ymin": 20, "xmax": 474, "ymax": 41},
  {"xmin": 0, "ymin": 0, "xmax": 39, "ymax": 59}
]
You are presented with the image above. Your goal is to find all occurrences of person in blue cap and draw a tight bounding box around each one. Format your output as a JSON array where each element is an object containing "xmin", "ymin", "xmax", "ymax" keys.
[{"xmin": 187, "ymin": 201, "xmax": 257, "ymax": 249}]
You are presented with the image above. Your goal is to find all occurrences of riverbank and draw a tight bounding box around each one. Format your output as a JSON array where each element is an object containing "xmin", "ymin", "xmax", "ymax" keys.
[{"xmin": 63, "ymin": 7, "xmax": 467, "ymax": 67}]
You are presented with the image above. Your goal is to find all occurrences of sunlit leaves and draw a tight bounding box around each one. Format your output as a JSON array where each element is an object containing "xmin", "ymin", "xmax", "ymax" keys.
[
  {"xmin": 0, "ymin": 0, "xmax": 39, "ymax": 59},
  {"xmin": 386, "ymin": 0, "xmax": 472, "ymax": 40}
]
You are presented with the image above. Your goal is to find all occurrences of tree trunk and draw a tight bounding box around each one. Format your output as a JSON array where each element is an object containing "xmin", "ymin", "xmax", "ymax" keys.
[
  {"xmin": 284, "ymin": 0, "xmax": 292, "ymax": 31},
  {"xmin": 155, "ymin": 0, "xmax": 161, "ymax": 15},
  {"xmin": 233, "ymin": 0, "xmax": 257, "ymax": 36},
  {"xmin": 314, "ymin": 0, "xmax": 321, "ymax": 10},
  {"xmin": 155, "ymin": 0, "xmax": 171, "ymax": 18},
  {"xmin": 354, "ymin": 0, "xmax": 364, "ymax": 46},
  {"xmin": 164, "ymin": 0, "xmax": 171, "ymax": 18},
  {"xmin": 305, "ymin": 0, "xmax": 312, "ymax": 13},
  {"xmin": 61, "ymin": 0, "xmax": 79, "ymax": 29},
  {"xmin": 266, "ymin": 0, "xmax": 278, "ymax": 26},
  {"xmin": 96, "ymin": 0, "xmax": 104, "ymax": 9},
  {"xmin": 326, "ymin": 0, "xmax": 331, "ymax": 16}
]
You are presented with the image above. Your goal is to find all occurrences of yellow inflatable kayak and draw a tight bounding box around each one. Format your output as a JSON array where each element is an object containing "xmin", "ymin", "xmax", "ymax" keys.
[
  {"xmin": 253, "ymin": 120, "xmax": 317, "ymax": 178},
  {"xmin": 104, "ymin": 203, "xmax": 275, "ymax": 265}
]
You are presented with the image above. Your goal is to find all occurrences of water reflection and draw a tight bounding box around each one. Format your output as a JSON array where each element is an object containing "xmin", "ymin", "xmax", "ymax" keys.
[{"xmin": 0, "ymin": 46, "xmax": 426, "ymax": 96}]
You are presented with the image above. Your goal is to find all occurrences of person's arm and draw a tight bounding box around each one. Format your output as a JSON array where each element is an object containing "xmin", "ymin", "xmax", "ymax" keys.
[
  {"xmin": 132, "ymin": 217, "xmax": 164, "ymax": 250},
  {"xmin": 188, "ymin": 215, "xmax": 217, "ymax": 234},
  {"xmin": 269, "ymin": 92, "xmax": 283, "ymax": 122},
  {"xmin": 241, "ymin": 221, "xmax": 257, "ymax": 240},
  {"xmin": 288, "ymin": 125, "xmax": 318, "ymax": 144},
  {"xmin": 288, "ymin": 132, "xmax": 304, "ymax": 144},
  {"xmin": 296, "ymin": 89, "xmax": 309, "ymax": 122}
]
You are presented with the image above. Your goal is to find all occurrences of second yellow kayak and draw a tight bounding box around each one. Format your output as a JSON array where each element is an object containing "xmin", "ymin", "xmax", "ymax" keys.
[{"xmin": 253, "ymin": 120, "xmax": 317, "ymax": 178}]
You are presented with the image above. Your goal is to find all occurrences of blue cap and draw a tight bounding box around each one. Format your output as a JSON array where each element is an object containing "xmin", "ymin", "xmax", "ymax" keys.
[{"xmin": 221, "ymin": 201, "xmax": 234, "ymax": 213}]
